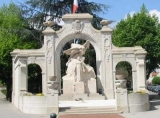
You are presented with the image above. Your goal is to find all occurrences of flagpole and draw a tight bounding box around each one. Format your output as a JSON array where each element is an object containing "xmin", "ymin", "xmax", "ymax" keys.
[
  {"xmin": 73, "ymin": 0, "xmax": 78, "ymax": 13},
  {"xmin": 73, "ymin": 0, "xmax": 78, "ymax": 44}
]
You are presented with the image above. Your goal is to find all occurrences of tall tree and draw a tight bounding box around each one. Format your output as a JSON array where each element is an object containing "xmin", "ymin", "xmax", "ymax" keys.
[
  {"xmin": 20, "ymin": 0, "xmax": 109, "ymax": 44},
  {"xmin": 20, "ymin": 0, "xmax": 109, "ymax": 79},
  {"xmin": 112, "ymin": 4, "xmax": 160, "ymax": 78},
  {"xmin": 0, "ymin": 3, "xmax": 39, "ymax": 100}
]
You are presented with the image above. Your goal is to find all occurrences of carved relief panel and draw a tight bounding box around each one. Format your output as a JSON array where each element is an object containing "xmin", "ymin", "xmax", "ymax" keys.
[
  {"xmin": 103, "ymin": 35, "xmax": 111, "ymax": 62},
  {"xmin": 46, "ymin": 36, "xmax": 53, "ymax": 64},
  {"xmin": 72, "ymin": 20, "xmax": 84, "ymax": 33}
]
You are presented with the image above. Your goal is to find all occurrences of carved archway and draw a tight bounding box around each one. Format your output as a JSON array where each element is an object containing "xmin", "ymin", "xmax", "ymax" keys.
[
  {"xmin": 28, "ymin": 64, "xmax": 42, "ymax": 94},
  {"xmin": 115, "ymin": 61, "xmax": 132, "ymax": 90},
  {"xmin": 55, "ymin": 33, "xmax": 102, "ymax": 91}
]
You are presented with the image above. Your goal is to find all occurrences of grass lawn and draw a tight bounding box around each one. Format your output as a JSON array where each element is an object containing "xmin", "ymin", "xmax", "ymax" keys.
[{"xmin": 1, "ymin": 89, "xmax": 6, "ymax": 96}]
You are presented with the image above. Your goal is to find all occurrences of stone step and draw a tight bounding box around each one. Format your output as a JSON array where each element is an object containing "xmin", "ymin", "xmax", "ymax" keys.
[
  {"xmin": 59, "ymin": 107, "xmax": 121, "ymax": 115},
  {"xmin": 59, "ymin": 93, "xmax": 105, "ymax": 101}
]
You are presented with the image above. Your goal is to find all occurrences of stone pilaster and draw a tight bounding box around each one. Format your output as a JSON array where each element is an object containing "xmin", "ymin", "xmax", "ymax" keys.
[
  {"xmin": 135, "ymin": 49, "xmax": 147, "ymax": 91},
  {"xmin": 42, "ymin": 23, "xmax": 56, "ymax": 93},
  {"xmin": 19, "ymin": 59, "xmax": 28, "ymax": 92},
  {"xmin": 100, "ymin": 20, "xmax": 114, "ymax": 99}
]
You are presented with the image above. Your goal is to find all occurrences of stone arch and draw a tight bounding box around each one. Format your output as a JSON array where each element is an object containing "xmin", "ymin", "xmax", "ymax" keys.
[
  {"xmin": 27, "ymin": 63, "xmax": 42, "ymax": 94},
  {"xmin": 27, "ymin": 61, "xmax": 44, "ymax": 73},
  {"xmin": 55, "ymin": 33, "xmax": 102, "ymax": 90},
  {"xmin": 11, "ymin": 13, "xmax": 148, "ymax": 114},
  {"xmin": 56, "ymin": 33, "xmax": 101, "ymax": 60},
  {"xmin": 27, "ymin": 60, "xmax": 46, "ymax": 94},
  {"xmin": 115, "ymin": 61, "xmax": 133, "ymax": 89},
  {"xmin": 113, "ymin": 60, "xmax": 134, "ymax": 71}
]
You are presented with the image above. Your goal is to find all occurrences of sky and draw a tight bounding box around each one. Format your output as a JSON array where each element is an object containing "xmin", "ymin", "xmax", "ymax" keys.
[{"xmin": 0, "ymin": 0, "xmax": 160, "ymax": 27}]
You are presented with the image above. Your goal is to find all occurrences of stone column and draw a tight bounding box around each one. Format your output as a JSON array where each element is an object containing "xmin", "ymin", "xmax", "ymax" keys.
[
  {"xmin": 135, "ymin": 49, "xmax": 147, "ymax": 91},
  {"xmin": 42, "ymin": 72, "xmax": 47, "ymax": 95},
  {"xmin": 42, "ymin": 22, "xmax": 56, "ymax": 92},
  {"xmin": 19, "ymin": 59, "xmax": 28, "ymax": 92},
  {"xmin": 132, "ymin": 70, "xmax": 137, "ymax": 92},
  {"xmin": 14, "ymin": 60, "xmax": 20, "ymax": 108},
  {"xmin": 43, "ymin": 22, "xmax": 59, "ymax": 114},
  {"xmin": 12, "ymin": 58, "xmax": 15, "ymax": 104},
  {"xmin": 100, "ymin": 20, "xmax": 114, "ymax": 99}
]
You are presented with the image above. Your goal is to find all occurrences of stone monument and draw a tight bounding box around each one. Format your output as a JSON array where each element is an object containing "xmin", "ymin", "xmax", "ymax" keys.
[
  {"xmin": 62, "ymin": 41, "xmax": 97, "ymax": 94},
  {"xmin": 11, "ymin": 13, "xmax": 149, "ymax": 114}
]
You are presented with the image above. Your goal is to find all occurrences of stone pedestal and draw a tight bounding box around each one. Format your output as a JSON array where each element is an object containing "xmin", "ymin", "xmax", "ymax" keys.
[
  {"xmin": 116, "ymin": 89, "xmax": 129, "ymax": 113},
  {"xmin": 63, "ymin": 81, "xmax": 85, "ymax": 94},
  {"xmin": 63, "ymin": 79, "xmax": 97, "ymax": 94},
  {"xmin": 87, "ymin": 79, "xmax": 97, "ymax": 93},
  {"xmin": 74, "ymin": 82, "xmax": 85, "ymax": 94},
  {"xmin": 63, "ymin": 80, "xmax": 74, "ymax": 94},
  {"xmin": 47, "ymin": 90, "xmax": 59, "ymax": 114},
  {"xmin": 128, "ymin": 93, "xmax": 150, "ymax": 113},
  {"xmin": 115, "ymin": 80, "xmax": 127, "ymax": 89}
]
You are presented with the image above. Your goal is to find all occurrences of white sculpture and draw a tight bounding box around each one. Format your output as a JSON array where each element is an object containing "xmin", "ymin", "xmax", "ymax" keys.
[{"xmin": 62, "ymin": 40, "xmax": 96, "ymax": 82}]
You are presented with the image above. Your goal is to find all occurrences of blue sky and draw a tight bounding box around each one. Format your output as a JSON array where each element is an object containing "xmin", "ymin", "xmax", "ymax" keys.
[{"xmin": 1, "ymin": 0, "xmax": 160, "ymax": 26}]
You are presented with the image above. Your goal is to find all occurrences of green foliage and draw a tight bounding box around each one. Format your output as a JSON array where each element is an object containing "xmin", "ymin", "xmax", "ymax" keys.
[
  {"xmin": 152, "ymin": 76, "xmax": 160, "ymax": 85},
  {"xmin": 0, "ymin": 3, "xmax": 39, "ymax": 82},
  {"xmin": 112, "ymin": 4, "xmax": 160, "ymax": 78},
  {"xmin": 116, "ymin": 61, "xmax": 132, "ymax": 90},
  {"xmin": 1, "ymin": 90, "xmax": 7, "ymax": 96},
  {"xmin": 28, "ymin": 64, "xmax": 42, "ymax": 93},
  {"xmin": 19, "ymin": 0, "xmax": 109, "ymax": 80},
  {"xmin": 0, "ymin": 3, "xmax": 39, "ymax": 100},
  {"xmin": 20, "ymin": 0, "xmax": 109, "ymax": 31},
  {"xmin": 116, "ymin": 61, "xmax": 132, "ymax": 80}
]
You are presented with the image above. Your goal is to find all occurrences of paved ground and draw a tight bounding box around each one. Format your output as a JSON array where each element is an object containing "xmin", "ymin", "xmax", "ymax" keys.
[
  {"xmin": 1, "ymin": 89, "xmax": 160, "ymax": 118},
  {"xmin": 59, "ymin": 114, "xmax": 124, "ymax": 118}
]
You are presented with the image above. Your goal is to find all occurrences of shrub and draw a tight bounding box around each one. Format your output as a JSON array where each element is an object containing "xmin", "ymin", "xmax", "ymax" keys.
[{"xmin": 152, "ymin": 76, "xmax": 160, "ymax": 85}]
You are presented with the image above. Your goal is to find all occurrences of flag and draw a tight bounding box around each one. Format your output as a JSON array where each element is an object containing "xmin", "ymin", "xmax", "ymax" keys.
[{"xmin": 73, "ymin": 0, "xmax": 78, "ymax": 13}]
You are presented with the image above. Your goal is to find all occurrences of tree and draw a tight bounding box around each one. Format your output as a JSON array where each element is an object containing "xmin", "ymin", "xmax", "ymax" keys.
[
  {"xmin": 19, "ymin": 0, "xmax": 109, "ymax": 79},
  {"xmin": 19, "ymin": 0, "xmax": 109, "ymax": 45},
  {"xmin": 112, "ymin": 4, "xmax": 160, "ymax": 78},
  {"xmin": 0, "ymin": 3, "xmax": 39, "ymax": 100}
]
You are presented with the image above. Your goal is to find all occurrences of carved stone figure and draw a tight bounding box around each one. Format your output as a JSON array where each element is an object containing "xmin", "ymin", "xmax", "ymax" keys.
[
  {"xmin": 72, "ymin": 20, "xmax": 84, "ymax": 33},
  {"xmin": 62, "ymin": 40, "xmax": 96, "ymax": 82}
]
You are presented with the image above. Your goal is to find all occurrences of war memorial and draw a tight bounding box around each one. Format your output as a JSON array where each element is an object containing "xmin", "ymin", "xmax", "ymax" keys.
[{"xmin": 11, "ymin": 13, "xmax": 149, "ymax": 115}]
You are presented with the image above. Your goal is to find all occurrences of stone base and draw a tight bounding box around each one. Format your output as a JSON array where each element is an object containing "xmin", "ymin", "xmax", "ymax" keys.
[
  {"xmin": 59, "ymin": 93, "xmax": 105, "ymax": 101},
  {"xmin": 63, "ymin": 79, "xmax": 97, "ymax": 94},
  {"xmin": 63, "ymin": 80, "xmax": 74, "ymax": 94},
  {"xmin": 74, "ymin": 82, "xmax": 85, "ymax": 94},
  {"xmin": 116, "ymin": 89, "xmax": 129, "ymax": 113},
  {"xmin": 86, "ymin": 79, "xmax": 97, "ymax": 93},
  {"xmin": 128, "ymin": 93, "xmax": 150, "ymax": 113},
  {"xmin": 18, "ymin": 95, "xmax": 59, "ymax": 114}
]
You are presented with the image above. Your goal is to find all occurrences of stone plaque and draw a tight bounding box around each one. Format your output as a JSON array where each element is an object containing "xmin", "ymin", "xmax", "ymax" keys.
[{"xmin": 74, "ymin": 82, "xmax": 85, "ymax": 94}]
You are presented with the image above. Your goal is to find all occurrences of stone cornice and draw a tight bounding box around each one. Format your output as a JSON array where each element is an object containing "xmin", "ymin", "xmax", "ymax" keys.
[{"xmin": 62, "ymin": 13, "xmax": 93, "ymax": 21}]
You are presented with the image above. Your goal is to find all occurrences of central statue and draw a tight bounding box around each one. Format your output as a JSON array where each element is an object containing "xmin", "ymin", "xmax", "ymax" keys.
[
  {"xmin": 62, "ymin": 40, "xmax": 97, "ymax": 94},
  {"xmin": 62, "ymin": 40, "xmax": 96, "ymax": 82}
]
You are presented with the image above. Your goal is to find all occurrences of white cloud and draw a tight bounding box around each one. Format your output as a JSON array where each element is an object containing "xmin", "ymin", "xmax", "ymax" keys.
[
  {"xmin": 109, "ymin": 21, "xmax": 119, "ymax": 29},
  {"xmin": 125, "ymin": 10, "xmax": 160, "ymax": 22},
  {"xmin": 111, "ymin": 9, "xmax": 160, "ymax": 28},
  {"xmin": 124, "ymin": 11, "xmax": 136, "ymax": 19},
  {"xmin": 149, "ymin": 9, "xmax": 160, "ymax": 22},
  {"xmin": 109, "ymin": 11, "xmax": 136, "ymax": 29}
]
